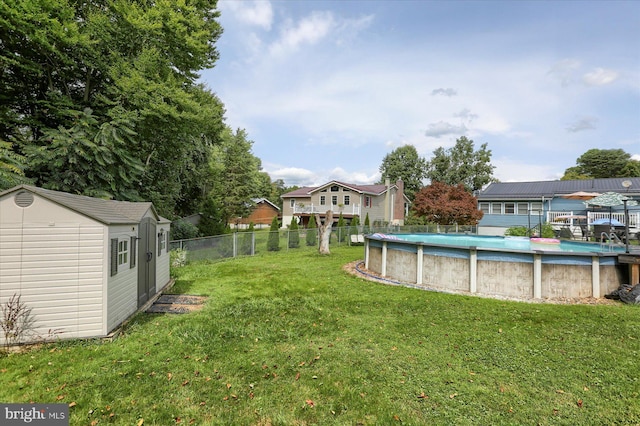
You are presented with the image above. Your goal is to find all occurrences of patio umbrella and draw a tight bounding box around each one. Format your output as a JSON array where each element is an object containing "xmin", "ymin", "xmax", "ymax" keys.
[
  {"xmin": 587, "ymin": 192, "xmax": 638, "ymax": 208},
  {"xmin": 561, "ymin": 191, "xmax": 600, "ymax": 200},
  {"xmin": 587, "ymin": 191, "xmax": 638, "ymax": 222}
]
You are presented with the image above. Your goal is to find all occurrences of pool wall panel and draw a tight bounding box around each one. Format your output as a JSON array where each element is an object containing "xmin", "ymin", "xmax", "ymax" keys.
[{"xmin": 364, "ymin": 236, "xmax": 626, "ymax": 301}]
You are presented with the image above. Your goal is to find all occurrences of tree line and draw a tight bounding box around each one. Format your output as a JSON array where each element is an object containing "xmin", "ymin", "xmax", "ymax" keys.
[
  {"xmin": 378, "ymin": 138, "xmax": 639, "ymax": 226},
  {"xmin": 0, "ymin": 0, "xmax": 294, "ymax": 236}
]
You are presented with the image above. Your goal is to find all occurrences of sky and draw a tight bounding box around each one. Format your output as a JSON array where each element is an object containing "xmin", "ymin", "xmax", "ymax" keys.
[{"xmin": 200, "ymin": 0, "xmax": 640, "ymax": 188}]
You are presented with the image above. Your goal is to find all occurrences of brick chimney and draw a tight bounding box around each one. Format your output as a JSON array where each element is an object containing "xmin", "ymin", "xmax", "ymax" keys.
[{"xmin": 393, "ymin": 179, "xmax": 405, "ymax": 225}]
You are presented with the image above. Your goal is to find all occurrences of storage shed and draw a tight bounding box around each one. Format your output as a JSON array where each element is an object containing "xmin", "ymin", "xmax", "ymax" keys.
[{"xmin": 0, "ymin": 185, "xmax": 171, "ymax": 343}]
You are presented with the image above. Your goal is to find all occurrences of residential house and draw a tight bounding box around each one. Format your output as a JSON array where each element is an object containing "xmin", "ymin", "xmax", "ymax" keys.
[
  {"xmin": 231, "ymin": 198, "xmax": 281, "ymax": 229},
  {"xmin": 0, "ymin": 185, "xmax": 171, "ymax": 343},
  {"xmin": 281, "ymin": 180, "xmax": 408, "ymax": 228},
  {"xmin": 476, "ymin": 177, "xmax": 640, "ymax": 238}
]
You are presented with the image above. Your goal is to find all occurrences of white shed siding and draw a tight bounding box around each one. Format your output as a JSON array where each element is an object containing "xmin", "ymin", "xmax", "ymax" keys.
[
  {"xmin": 0, "ymin": 222, "xmax": 105, "ymax": 341},
  {"xmin": 155, "ymin": 224, "xmax": 171, "ymax": 292},
  {"xmin": 106, "ymin": 225, "xmax": 139, "ymax": 332}
]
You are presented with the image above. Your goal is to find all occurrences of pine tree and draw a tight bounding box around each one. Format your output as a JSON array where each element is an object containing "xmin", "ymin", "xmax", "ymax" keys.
[
  {"xmin": 337, "ymin": 213, "xmax": 346, "ymax": 242},
  {"xmin": 306, "ymin": 215, "xmax": 317, "ymax": 246},
  {"xmin": 364, "ymin": 212, "xmax": 371, "ymax": 234},
  {"xmin": 288, "ymin": 217, "xmax": 300, "ymax": 248},
  {"xmin": 267, "ymin": 216, "xmax": 280, "ymax": 251}
]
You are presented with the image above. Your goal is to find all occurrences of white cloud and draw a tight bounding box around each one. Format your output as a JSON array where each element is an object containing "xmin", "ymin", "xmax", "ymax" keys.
[
  {"xmin": 547, "ymin": 58, "xmax": 581, "ymax": 87},
  {"xmin": 566, "ymin": 116, "xmax": 598, "ymax": 133},
  {"xmin": 326, "ymin": 167, "xmax": 380, "ymax": 185},
  {"xmin": 583, "ymin": 67, "xmax": 618, "ymax": 86},
  {"xmin": 431, "ymin": 88, "xmax": 458, "ymax": 97},
  {"xmin": 268, "ymin": 167, "xmax": 317, "ymax": 186},
  {"xmin": 425, "ymin": 121, "xmax": 468, "ymax": 138},
  {"xmin": 269, "ymin": 11, "xmax": 335, "ymax": 56},
  {"xmin": 221, "ymin": 0, "xmax": 273, "ymax": 30}
]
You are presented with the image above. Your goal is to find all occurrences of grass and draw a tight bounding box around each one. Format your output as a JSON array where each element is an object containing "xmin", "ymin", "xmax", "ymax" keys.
[{"xmin": 1, "ymin": 245, "xmax": 639, "ymax": 425}]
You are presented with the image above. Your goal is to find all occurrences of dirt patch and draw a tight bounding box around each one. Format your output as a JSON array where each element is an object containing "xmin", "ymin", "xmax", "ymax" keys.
[{"xmin": 343, "ymin": 260, "xmax": 619, "ymax": 306}]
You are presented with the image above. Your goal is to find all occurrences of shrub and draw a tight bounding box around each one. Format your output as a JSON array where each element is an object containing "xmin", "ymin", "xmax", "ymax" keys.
[
  {"xmin": 288, "ymin": 217, "xmax": 300, "ymax": 248},
  {"xmin": 306, "ymin": 215, "xmax": 317, "ymax": 246},
  {"xmin": 170, "ymin": 219, "xmax": 200, "ymax": 241},
  {"xmin": 267, "ymin": 216, "xmax": 280, "ymax": 251}
]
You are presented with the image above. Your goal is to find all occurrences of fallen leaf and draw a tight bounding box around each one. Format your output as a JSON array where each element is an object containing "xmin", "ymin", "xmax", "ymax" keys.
[
  {"xmin": 577, "ymin": 399, "xmax": 583, "ymax": 408},
  {"xmin": 137, "ymin": 419, "xmax": 144, "ymax": 426},
  {"xmin": 305, "ymin": 399, "xmax": 315, "ymax": 407},
  {"xmin": 167, "ymin": 373, "xmax": 173, "ymax": 381},
  {"xmin": 449, "ymin": 393, "xmax": 457, "ymax": 399},
  {"xmin": 68, "ymin": 402, "xmax": 76, "ymax": 408},
  {"xmin": 226, "ymin": 383, "xmax": 232, "ymax": 389},
  {"xmin": 91, "ymin": 421, "xmax": 98, "ymax": 426},
  {"xmin": 182, "ymin": 380, "xmax": 189, "ymax": 386},
  {"xmin": 56, "ymin": 395, "xmax": 65, "ymax": 401},
  {"xmin": 417, "ymin": 392, "xmax": 428, "ymax": 399},
  {"xmin": 295, "ymin": 372, "xmax": 300, "ymax": 381},
  {"xmin": 556, "ymin": 389, "xmax": 565, "ymax": 394}
]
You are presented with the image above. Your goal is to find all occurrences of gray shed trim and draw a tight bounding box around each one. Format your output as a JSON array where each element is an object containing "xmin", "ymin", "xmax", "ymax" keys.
[{"xmin": 0, "ymin": 185, "xmax": 159, "ymax": 224}]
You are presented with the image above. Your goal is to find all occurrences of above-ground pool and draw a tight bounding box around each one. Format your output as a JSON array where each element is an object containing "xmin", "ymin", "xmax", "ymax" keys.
[{"xmin": 364, "ymin": 233, "xmax": 635, "ymax": 302}]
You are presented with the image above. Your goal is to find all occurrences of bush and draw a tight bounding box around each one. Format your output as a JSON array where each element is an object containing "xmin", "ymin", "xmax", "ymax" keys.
[
  {"xmin": 267, "ymin": 216, "xmax": 280, "ymax": 251},
  {"xmin": 288, "ymin": 217, "xmax": 300, "ymax": 248},
  {"xmin": 306, "ymin": 215, "xmax": 317, "ymax": 246},
  {"xmin": 170, "ymin": 219, "xmax": 200, "ymax": 240}
]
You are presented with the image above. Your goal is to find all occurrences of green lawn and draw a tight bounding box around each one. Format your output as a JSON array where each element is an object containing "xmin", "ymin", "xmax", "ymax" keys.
[{"xmin": 1, "ymin": 245, "xmax": 639, "ymax": 425}]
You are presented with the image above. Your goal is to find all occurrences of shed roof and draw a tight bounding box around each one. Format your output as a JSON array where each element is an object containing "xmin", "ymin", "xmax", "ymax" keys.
[
  {"xmin": 478, "ymin": 177, "xmax": 640, "ymax": 200},
  {"xmin": 0, "ymin": 185, "xmax": 167, "ymax": 225}
]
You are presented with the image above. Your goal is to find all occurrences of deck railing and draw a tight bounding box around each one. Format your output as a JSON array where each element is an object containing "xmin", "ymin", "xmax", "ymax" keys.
[{"xmin": 292, "ymin": 203, "xmax": 361, "ymax": 216}]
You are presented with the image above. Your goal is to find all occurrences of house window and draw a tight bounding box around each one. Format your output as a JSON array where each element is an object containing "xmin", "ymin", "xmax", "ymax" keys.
[
  {"xmin": 320, "ymin": 195, "xmax": 326, "ymax": 205},
  {"xmin": 479, "ymin": 202, "xmax": 490, "ymax": 214},
  {"xmin": 530, "ymin": 202, "xmax": 542, "ymax": 215},
  {"xmin": 331, "ymin": 185, "xmax": 339, "ymax": 192},
  {"xmin": 158, "ymin": 231, "xmax": 166, "ymax": 254},
  {"xmin": 517, "ymin": 203, "xmax": 529, "ymax": 215},
  {"xmin": 290, "ymin": 199, "xmax": 295, "ymax": 208},
  {"xmin": 365, "ymin": 196, "xmax": 372, "ymax": 208},
  {"xmin": 118, "ymin": 239, "xmax": 128, "ymax": 266},
  {"xmin": 344, "ymin": 195, "xmax": 350, "ymax": 205},
  {"xmin": 491, "ymin": 203, "xmax": 502, "ymax": 214},
  {"xmin": 505, "ymin": 203, "xmax": 515, "ymax": 214},
  {"xmin": 332, "ymin": 196, "xmax": 338, "ymax": 205}
]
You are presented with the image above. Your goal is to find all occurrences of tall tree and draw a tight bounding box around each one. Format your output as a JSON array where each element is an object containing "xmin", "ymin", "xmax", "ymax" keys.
[
  {"xmin": 208, "ymin": 127, "xmax": 266, "ymax": 226},
  {"xmin": 306, "ymin": 214, "xmax": 317, "ymax": 247},
  {"xmin": 378, "ymin": 145, "xmax": 427, "ymax": 201},
  {"xmin": 0, "ymin": 140, "xmax": 30, "ymax": 189},
  {"xmin": 425, "ymin": 136, "xmax": 496, "ymax": 192},
  {"xmin": 412, "ymin": 182, "xmax": 484, "ymax": 225},
  {"xmin": 0, "ymin": 0, "xmax": 225, "ymax": 217},
  {"xmin": 561, "ymin": 149, "xmax": 640, "ymax": 180}
]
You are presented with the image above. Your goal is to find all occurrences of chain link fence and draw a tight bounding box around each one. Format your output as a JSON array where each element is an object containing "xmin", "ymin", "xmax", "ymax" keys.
[{"xmin": 169, "ymin": 224, "xmax": 477, "ymax": 263}]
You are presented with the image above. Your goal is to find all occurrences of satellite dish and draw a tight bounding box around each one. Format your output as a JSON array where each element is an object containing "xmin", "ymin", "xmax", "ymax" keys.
[{"xmin": 622, "ymin": 180, "xmax": 632, "ymax": 189}]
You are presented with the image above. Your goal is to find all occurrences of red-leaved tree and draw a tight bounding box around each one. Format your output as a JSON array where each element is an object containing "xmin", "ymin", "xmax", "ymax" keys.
[{"xmin": 412, "ymin": 182, "xmax": 484, "ymax": 225}]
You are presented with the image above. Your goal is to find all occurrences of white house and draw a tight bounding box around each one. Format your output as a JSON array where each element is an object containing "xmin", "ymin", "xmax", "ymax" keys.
[{"xmin": 0, "ymin": 185, "xmax": 171, "ymax": 343}]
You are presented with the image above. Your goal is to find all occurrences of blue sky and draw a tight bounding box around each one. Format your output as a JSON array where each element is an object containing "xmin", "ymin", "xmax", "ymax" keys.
[{"xmin": 200, "ymin": 0, "xmax": 640, "ymax": 187}]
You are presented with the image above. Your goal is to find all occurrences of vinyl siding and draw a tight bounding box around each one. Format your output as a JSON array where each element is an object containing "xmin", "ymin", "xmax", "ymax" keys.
[
  {"xmin": 0, "ymin": 222, "xmax": 105, "ymax": 341},
  {"xmin": 106, "ymin": 225, "xmax": 139, "ymax": 332},
  {"xmin": 155, "ymin": 224, "xmax": 171, "ymax": 293}
]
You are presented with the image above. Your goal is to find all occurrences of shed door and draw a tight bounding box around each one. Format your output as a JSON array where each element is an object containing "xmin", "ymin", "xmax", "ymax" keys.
[{"xmin": 137, "ymin": 217, "xmax": 157, "ymax": 307}]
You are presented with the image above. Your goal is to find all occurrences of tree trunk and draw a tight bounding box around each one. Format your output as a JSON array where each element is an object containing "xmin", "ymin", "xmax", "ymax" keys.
[{"xmin": 316, "ymin": 210, "xmax": 333, "ymax": 255}]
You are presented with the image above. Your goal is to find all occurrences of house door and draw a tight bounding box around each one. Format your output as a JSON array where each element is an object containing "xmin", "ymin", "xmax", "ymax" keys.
[{"xmin": 137, "ymin": 217, "xmax": 157, "ymax": 307}]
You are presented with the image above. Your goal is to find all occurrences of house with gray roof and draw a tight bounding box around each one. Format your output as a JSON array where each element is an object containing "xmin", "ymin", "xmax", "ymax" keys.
[
  {"xmin": 0, "ymin": 185, "xmax": 171, "ymax": 343},
  {"xmin": 281, "ymin": 179, "xmax": 409, "ymax": 228},
  {"xmin": 476, "ymin": 177, "xmax": 640, "ymax": 238}
]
